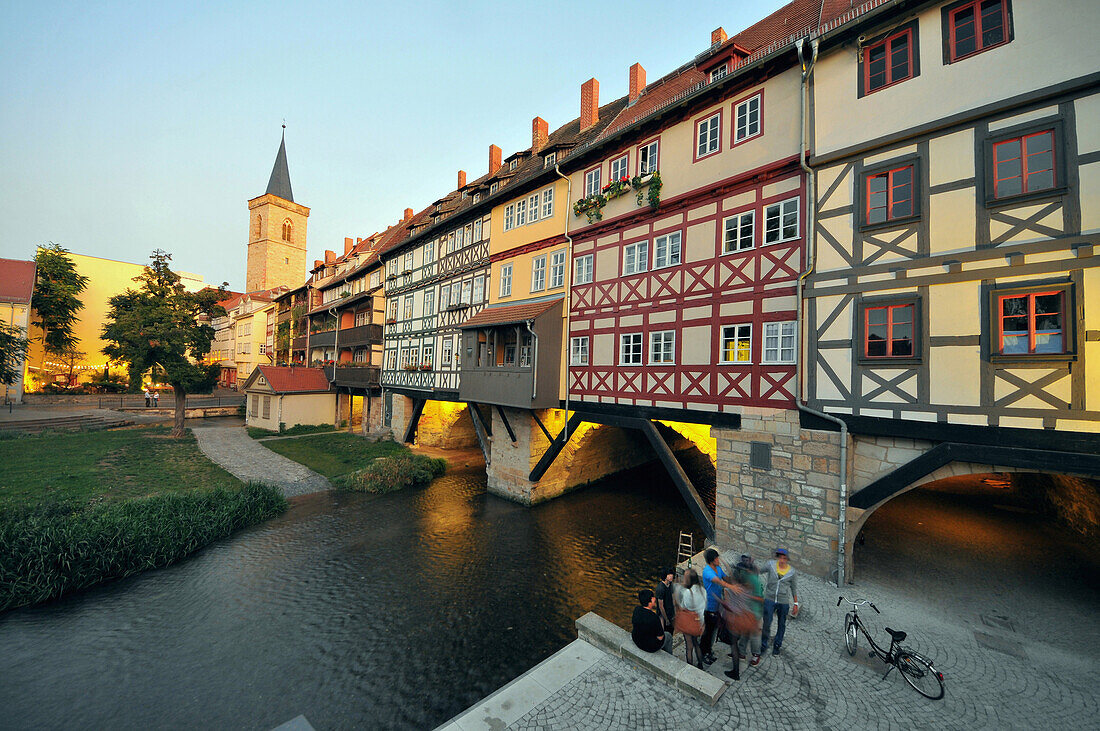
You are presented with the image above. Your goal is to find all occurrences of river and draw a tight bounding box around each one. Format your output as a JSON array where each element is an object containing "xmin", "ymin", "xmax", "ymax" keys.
[{"xmin": 0, "ymin": 457, "xmax": 697, "ymax": 730}]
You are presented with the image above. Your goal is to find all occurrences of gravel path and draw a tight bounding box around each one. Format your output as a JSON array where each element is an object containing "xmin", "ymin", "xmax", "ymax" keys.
[{"xmin": 191, "ymin": 425, "xmax": 331, "ymax": 497}]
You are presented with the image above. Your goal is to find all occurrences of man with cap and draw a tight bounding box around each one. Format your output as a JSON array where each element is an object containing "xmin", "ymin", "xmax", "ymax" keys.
[{"xmin": 761, "ymin": 548, "xmax": 799, "ymax": 656}]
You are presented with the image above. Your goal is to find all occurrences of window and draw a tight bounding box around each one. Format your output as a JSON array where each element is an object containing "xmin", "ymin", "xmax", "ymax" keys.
[
  {"xmin": 385, "ymin": 350, "xmax": 397, "ymax": 370},
  {"xmin": 863, "ymin": 27, "xmax": 915, "ymax": 93},
  {"xmin": 262, "ymin": 395, "xmax": 271, "ymax": 419},
  {"xmin": 544, "ymin": 152, "xmax": 557, "ymax": 168},
  {"xmin": 620, "ymin": 333, "xmax": 643, "ymax": 365},
  {"xmin": 473, "ymin": 275, "xmax": 485, "ymax": 304},
  {"xmin": 733, "ymin": 93, "xmax": 761, "ymax": 143},
  {"xmin": 992, "ymin": 129, "xmax": 1056, "ymax": 199},
  {"xmin": 473, "ymin": 218, "xmax": 483, "ymax": 241},
  {"xmin": 403, "ymin": 295, "xmax": 413, "ymax": 320},
  {"xmin": 764, "ymin": 198, "xmax": 799, "ymax": 244},
  {"xmin": 864, "ymin": 303, "xmax": 915, "ymax": 358},
  {"xmin": 509, "ymin": 159, "xmax": 518, "ymax": 171},
  {"xmin": 250, "ymin": 394, "xmax": 258, "ymax": 417},
  {"xmin": 439, "ymin": 284, "xmax": 450, "ymax": 310},
  {"xmin": 473, "ymin": 193, "xmax": 481, "ymax": 203},
  {"xmin": 527, "ymin": 193, "xmax": 540, "ymax": 223},
  {"xmin": 450, "ymin": 281, "xmax": 461, "ymax": 307},
  {"xmin": 424, "ymin": 240, "xmax": 435, "ymax": 264},
  {"xmin": 504, "ymin": 204, "xmax": 515, "ymax": 231},
  {"xmin": 946, "ymin": 0, "xmax": 1010, "ymax": 63},
  {"xmin": 259, "ymin": 343, "xmax": 266, "ymax": 355},
  {"xmin": 387, "ymin": 298, "xmax": 398, "ymax": 321},
  {"xmin": 461, "ymin": 281, "xmax": 472, "ymax": 305},
  {"xmin": 490, "ymin": 181, "xmax": 499, "ymax": 195},
  {"xmin": 354, "ymin": 310, "xmax": 370, "ymax": 326},
  {"xmin": 623, "ymin": 241, "xmax": 648, "ymax": 275},
  {"xmin": 721, "ymin": 324, "xmax": 752, "ymax": 363},
  {"xmin": 997, "ymin": 289, "xmax": 1066, "ymax": 355},
  {"xmin": 723, "ymin": 211, "xmax": 755, "ymax": 253},
  {"xmin": 423, "ymin": 289, "xmax": 435, "ymax": 315},
  {"xmin": 515, "ymin": 199, "xmax": 527, "ymax": 227},
  {"xmin": 499, "ymin": 263, "xmax": 513, "ymax": 297},
  {"xmin": 542, "ymin": 187, "xmax": 554, "ymax": 218},
  {"xmin": 865, "ymin": 164, "xmax": 916, "ymax": 224},
  {"xmin": 638, "ymin": 140, "xmax": 659, "ymax": 174},
  {"xmin": 762, "ymin": 321, "xmax": 797, "ymax": 364},
  {"xmin": 549, "ymin": 250, "xmax": 566, "ymax": 288},
  {"xmin": 574, "ymin": 254, "xmax": 593, "ymax": 285},
  {"xmin": 531, "ymin": 255, "xmax": 546, "ymax": 291},
  {"xmin": 610, "ymin": 154, "xmax": 629, "ymax": 182},
  {"xmin": 519, "ymin": 335, "xmax": 533, "ymax": 367},
  {"xmin": 653, "ymin": 232, "xmax": 681, "ymax": 269},
  {"xmin": 696, "ymin": 112, "xmax": 721, "ymax": 159},
  {"xmin": 282, "ymin": 219, "xmax": 292, "ymax": 241},
  {"xmin": 421, "ymin": 344, "xmax": 433, "ymax": 368},
  {"xmin": 710, "ymin": 64, "xmax": 728, "ymax": 82},
  {"xmin": 441, "ymin": 338, "xmax": 453, "ymax": 367},
  {"xmin": 584, "ymin": 167, "xmax": 602, "ymax": 197},
  {"xmin": 403, "ymin": 252, "xmax": 414, "ymax": 272},
  {"xmin": 570, "ymin": 336, "xmax": 589, "ymax": 365},
  {"xmin": 650, "ymin": 331, "xmax": 675, "ymax": 364}
]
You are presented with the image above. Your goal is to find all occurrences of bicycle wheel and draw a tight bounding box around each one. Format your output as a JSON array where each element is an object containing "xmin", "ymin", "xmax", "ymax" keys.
[
  {"xmin": 896, "ymin": 651, "xmax": 945, "ymax": 700},
  {"xmin": 844, "ymin": 616, "xmax": 858, "ymax": 656}
]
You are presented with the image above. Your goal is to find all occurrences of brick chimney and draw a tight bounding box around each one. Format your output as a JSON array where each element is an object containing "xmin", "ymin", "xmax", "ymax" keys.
[
  {"xmin": 712, "ymin": 27, "xmax": 727, "ymax": 46},
  {"xmin": 532, "ymin": 116, "xmax": 548, "ymax": 151},
  {"xmin": 629, "ymin": 63, "xmax": 646, "ymax": 104},
  {"xmin": 314, "ymin": 259, "xmax": 324, "ymax": 270},
  {"xmin": 324, "ymin": 250, "xmax": 336, "ymax": 264},
  {"xmin": 580, "ymin": 78, "xmax": 599, "ymax": 132},
  {"xmin": 489, "ymin": 144, "xmax": 502, "ymax": 175},
  {"xmin": 457, "ymin": 170, "xmax": 467, "ymax": 189},
  {"xmin": 403, "ymin": 207, "xmax": 414, "ymax": 222},
  {"xmin": 344, "ymin": 237, "xmax": 354, "ymax": 255}
]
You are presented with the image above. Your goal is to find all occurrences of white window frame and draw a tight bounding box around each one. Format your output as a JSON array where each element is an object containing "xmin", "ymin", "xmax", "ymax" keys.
[
  {"xmin": 764, "ymin": 197, "xmax": 800, "ymax": 244},
  {"xmin": 620, "ymin": 333, "xmax": 643, "ymax": 366},
  {"xmin": 531, "ymin": 255, "xmax": 546, "ymax": 292},
  {"xmin": 403, "ymin": 251, "xmax": 414, "ymax": 272},
  {"xmin": 649, "ymin": 330, "xmax": 675, "ymax": 364},
  {"xmin": 441, "ymin": 338, "xmax": 453, "ymax": 367},
  {"xmin": 544, "ymin": 152, "xmax": 557, "ymax": 168},
  {"xmin": 723, "ymin": 210, "xmax": 755, "ymax": 253},
  {"xmin": 584, "ymin": 168, "xmax": 602, "ymax": 197},
  {"xmin": 421, "ymin": 343, "xmax": 433, "ymax": 367},
  {"xmin": 574, "ymin": 253, "xmax": 593, "ymax": 285},
  {"xmin": 490, "ymin": 182, "xmax": 499, "ymax": 195},
  {"xmin": 762, "ymin": 321, "xmax": 797, "ymax": 364},
  {"xmin": 622, "ymin": 241, "xmax": 649, "ymax": 276},
  {"xmin": 504, "ymin": 204, "xmax": 515, "ymax": 231},
  {"xmin": 473, "ymin": 218, "xmax": 482, "ymax": 241},
  {"xmin": 570, "ymin": 336, "xmax": 589, "ymax": 366},
  {"xmin": 439, "ymin": 284, "xmax": 450, "ymax": 310},
  {"xmin": 720, "ymin": 323, "xmax": 753, "ymax": 364},
  {"xmin": 473, "ymin": 275, "xmax": 485, "ymax": 304},
  {"xmin": 515, "ymin": 198, "xmax": 527, "ymax": 226},
  {"xmin": 638, "ymin": 140, "xmax": 659, "ymax": 175},
  {"xmin": 697, "ymin": 112, "xmax": 721, "ymax": 158},
  {"xmin": 653, "ymin": 232, "xmax": 681, "ymax": 269},
  {"xmin": 424, "ymin": 240, "xmax": 435, "ymax": 263},
  {"xmin": 541, "ymin": 187, "xmax": 554, "ymax": 218},
  {"xmin": 527, "ymin": 193, "xmax": 540, "ymax": 223},
  {"xmin": 549, "ymin": 250, "xmax": 566, "ymax": 289},
  {"xmin": 423, "ymin": 289, "xmax": 435, "ymax": 315},
  {"xmin": 509, "ymin": 159, "xmax": 518, "ymax": 171},
  {"xmin": 610, "ymin": 154, "xmax": 629, "ymax": 182},
  {"xmin": 710, "ymin": 64, "xmax": 729, "ymax": 82},
  {"xmin": 499, "ymin": 263, "xmax": 513, "ymax": 297},
  {"xmin": 385, "ymin": 350, "xmax": 397, "ymax": 370},
  {"xmin": 461, "ymin": 280, "xmax": 472, "ymax": 305},
  {"xmin": 402, "ymin": 295, "xmax": 413, "ymax": 320},
  {"xmin": 734, "ymin": 93, "xmax": 762, "ymax": 144}
]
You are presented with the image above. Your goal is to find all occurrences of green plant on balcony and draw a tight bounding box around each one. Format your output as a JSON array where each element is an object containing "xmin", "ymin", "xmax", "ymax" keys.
[
  {"xmin": 418, "ymin": 362, "xmax": 432, "ymax": 371},
  {"xmin": 632, "ymin": 170, "xmax": 662, "ymax": 210},
  {"xmin": 573, "ymin": 193, "xmax": 608, "ymax": 223},
  {"xmin": 601, "ymin": 176, "xmax": 631, "ymax": 200}
]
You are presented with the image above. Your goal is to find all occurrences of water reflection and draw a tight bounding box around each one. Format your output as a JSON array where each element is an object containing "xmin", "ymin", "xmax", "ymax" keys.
[{"xmin": 0, "ymin": 459, "xmax": 695, "ymax": 730}]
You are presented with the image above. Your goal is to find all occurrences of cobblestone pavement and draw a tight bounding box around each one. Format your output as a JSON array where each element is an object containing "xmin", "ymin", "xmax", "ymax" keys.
[
  {"xmin": 191, "ymin": 425, "xmax": 331, "ymax": 497},
  {"xmin": 507, "ymin": 565, "xmax": 1099, "ymax": 730}
]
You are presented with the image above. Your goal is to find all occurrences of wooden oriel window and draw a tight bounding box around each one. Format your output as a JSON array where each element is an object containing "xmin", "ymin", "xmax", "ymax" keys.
[
  {"xmin": 864, "ymin": 28, "xmax": 913, "ymax": 92},
  {"xmin": 993, "ymin": 130, "xmax": 1056, "ymax": 199},
  {"xmin": 866, "ymin": 165, "xmax": 915, "ymax": 224},
  {"xmin": 997, "ymin": 290, "xmax": 1064, "ymax": 355},
  {"xmin": 947, "ymin": 0, "xmax": 1010, "ymax": 62},
  {"xmin": 864, "ymin": 303, "xmax": 914, "ymax": 358}
]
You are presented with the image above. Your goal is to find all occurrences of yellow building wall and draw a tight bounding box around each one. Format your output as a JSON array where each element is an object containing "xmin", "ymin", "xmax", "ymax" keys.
[
  {"xmin": 245, "ymin": 391, "xmax": 335, "ymax": 431},
  {"xmin": 488, "ymin": 246, "xmax": 570, "ymax": 306},
  {"xmin": 489, "ymin": 178, "xmax": 569, "ymax": 258},
  {"xmin": 2, "ymin": 301, "xmax": 31, "ymax": 401}
]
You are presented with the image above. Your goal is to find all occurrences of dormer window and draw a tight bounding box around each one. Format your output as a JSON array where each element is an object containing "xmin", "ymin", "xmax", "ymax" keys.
[
  {"xmin": 509, "ymin": 159, "xmax": 518, "ymax": 171},
  {"xmin": 473, "ymin": 192, "xmax": 481, "ymax": 203},
  {"xmin": 544, "ymin": 152, "xmax": 557, "ymax": 168},
  {"xmin": 490, "ymin": 182, "xmax": 499, "ymax": 194},
  {"xmin": 710, "ymin": 64, "xmax": 728, "ymax": 82},
  {"xmin": 461, "ymin": 190, "xmax": 468, "ymax": 199}
]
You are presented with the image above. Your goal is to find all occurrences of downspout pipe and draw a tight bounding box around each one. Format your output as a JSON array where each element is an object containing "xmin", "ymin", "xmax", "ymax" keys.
[
  {"xmin": 794, "ymin": 37, "xmax": 848, "ymax": 588},
  {"xmin": 328, "ymin": 304, "xmax": 340, "ymax": 426},
  {"xmin": 552, "ymin": 164, "xmax": 574, "ymax": 441},
  {"xmin": 524, "ymin": 319, "xmax": 538, "ymax": 401}
]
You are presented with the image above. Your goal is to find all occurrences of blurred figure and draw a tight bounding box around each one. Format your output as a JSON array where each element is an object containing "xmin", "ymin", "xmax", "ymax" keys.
[
  {"xmin": 675, "ymin": 568, "xmax": 706, "ymax": 668},
  {"xmin": 761, "ymin": 548, "xmax": 800, "ymax": 656}
]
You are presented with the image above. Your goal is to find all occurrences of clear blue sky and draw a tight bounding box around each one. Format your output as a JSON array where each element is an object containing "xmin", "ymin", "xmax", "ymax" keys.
[{"xmin": 0, "ymin": 1, "xmax": 787, "ymax": 290}]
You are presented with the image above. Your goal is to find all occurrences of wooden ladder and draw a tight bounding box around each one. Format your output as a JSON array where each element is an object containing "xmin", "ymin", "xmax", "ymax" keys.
[{"xmin": 675, "ymin": 531, "xmax": 694, "ymax": 576}]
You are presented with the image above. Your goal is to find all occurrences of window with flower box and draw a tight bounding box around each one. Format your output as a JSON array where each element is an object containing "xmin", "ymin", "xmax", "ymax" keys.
[
  {"xmin": 585, "ymin": 167, "xmax": 602, "ymax": 197},
  {"xmin": 610, "ymin": 154, "xmax": 629, "ymax": 182}
]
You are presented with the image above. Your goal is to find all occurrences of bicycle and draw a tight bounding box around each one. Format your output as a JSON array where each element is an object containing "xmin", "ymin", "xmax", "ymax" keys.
[{"xmin": 837, "ymin": 596, "xmax": 945, "ymax": 700}]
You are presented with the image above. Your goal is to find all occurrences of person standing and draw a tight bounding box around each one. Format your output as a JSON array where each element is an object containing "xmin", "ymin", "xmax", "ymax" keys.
[
  {"xmin": 734, "ymin": 555, "xmax": 765, "ymax": 667},
  {"xmin": 144, "ymin": 388, "xmax": 151, "ymax": 407},
  {"xmin": 761, "ymin": 548, "xmax": 800, "ymax": 656},
  {"xmin": 631, "ymin": 589, "xmax": 671, "ymax": 653},
  {"xmin": 675, "ymin": 569, "xmax": 707, "ymax": 668},
  {"xmin": 654, "ymin": 568, "xmax": 676, "ymax": 634},
  {"xmin": 700, "ymin": 548, "xmax": 741, "ymax": 666},
  {"xmin": 152, "ymin": 390, "xmax": 159, "ymax": 408}
]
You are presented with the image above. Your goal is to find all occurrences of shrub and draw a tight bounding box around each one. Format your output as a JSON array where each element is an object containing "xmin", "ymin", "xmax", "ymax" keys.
[
  {"xmin": 0, "ymin": 483, "xmax": 287, "ymax": 611},
  {"xmin": 337, "ymin": 453, "xmax": 447, "ymax": 494}
]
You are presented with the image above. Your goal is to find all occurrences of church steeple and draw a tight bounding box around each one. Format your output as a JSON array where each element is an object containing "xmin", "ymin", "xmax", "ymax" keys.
[{"xmin": 265, "ymin": 125, "xmax": 294, "ymax": 202}]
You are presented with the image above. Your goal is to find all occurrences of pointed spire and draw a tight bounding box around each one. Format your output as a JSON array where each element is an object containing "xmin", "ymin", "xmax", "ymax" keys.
[{"xmin": 265, "ymin": 125, "xmax": 294, "ymax": 202}]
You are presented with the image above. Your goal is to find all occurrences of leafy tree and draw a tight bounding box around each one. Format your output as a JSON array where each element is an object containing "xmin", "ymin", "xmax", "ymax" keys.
[
  {"xmin": 0, "ymin": 322, "xmax": 30, "ymax": 387},
  {"xmin": 48, "ymin": 345, "xmax": 86, "ymax": 387},
  {"xmin": 32, "ymin": 243, "xmax": 89, "ymax": 354},
  {"xmin": 102, "ymin": 250, "xmax": 226, "ymax": 437}
]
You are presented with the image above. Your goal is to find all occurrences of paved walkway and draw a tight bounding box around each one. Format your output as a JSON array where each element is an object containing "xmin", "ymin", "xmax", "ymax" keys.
[
  {"xmin": 441, "ymin": 549, "xmax": 1098, "ymax": 730},
  {"xmin": 191, "ymin": 425, "xmax": 331, "ymax": 497}
]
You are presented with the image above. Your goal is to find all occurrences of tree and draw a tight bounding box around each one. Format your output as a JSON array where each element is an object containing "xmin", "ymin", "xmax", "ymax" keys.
[
  {"xmin": 0, "ymin": 322, "xmax": 29, "ymax": 388},
  {"xmin": 32, "ymin": 243, "xmax": 89, "ymax": 354},
  {"xmin": 49, "ymin": 345, "xmax": 86, "ymax": 387},
  {"xmin": 102, "ymin": 250, "xmax": 226, "ymax": 437}
]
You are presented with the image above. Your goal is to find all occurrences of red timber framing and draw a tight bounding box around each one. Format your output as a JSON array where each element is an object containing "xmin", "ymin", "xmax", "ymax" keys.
[{"xmin": 569, "ymin": 158, "xmax": 804, "ymax": 412}]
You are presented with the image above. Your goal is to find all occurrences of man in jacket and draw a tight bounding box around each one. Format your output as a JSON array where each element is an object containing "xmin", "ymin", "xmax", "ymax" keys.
[
  {"xmin": 761, "ymin": 548, "xmax": 799, "ymax": 656},
  {"xmin": 632, "ymin": 589, "xmax": 671, "ymax": 653}
]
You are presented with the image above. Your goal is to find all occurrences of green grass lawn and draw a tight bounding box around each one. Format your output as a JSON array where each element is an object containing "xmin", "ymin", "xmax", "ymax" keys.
[
  {"xmin": 260, "ymin": 433, "xmax": 408, "ymax": 479},
  {"xmin": 0, "ymin": 426, "xmax": 245, "ymax": 509}
]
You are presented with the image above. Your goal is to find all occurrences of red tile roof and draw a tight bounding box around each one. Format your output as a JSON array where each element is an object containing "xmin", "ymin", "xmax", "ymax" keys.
[
  {"xmin": 0, "ymin": 258, "xmax": 37, "ymax": 304},
  {"xmin": 251, "ymin": 365, "xmax": 332, "ymax": 393},
  {"xmin": 459, "ymin": 297, "xmax": 563, "ymax": 329}
]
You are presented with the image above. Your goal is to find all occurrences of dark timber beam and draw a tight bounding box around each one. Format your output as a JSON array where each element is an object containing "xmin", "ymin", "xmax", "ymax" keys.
[
  {"xmin": 495, "ymin": 405, "xmax": 516, "ymax": 443},
  {"xmin": 470, "ymin": 403, "xmax": 492, "ymax": 436},
  {"xmin": 530, "ymin": 410, "xmax": 553, "ymax": 443},
  {"xmin": 638, "ymin": 419, "xmax": 716, "ymax": 542},
  {"xmin": 467, "ymin": 402, "xmax": 492, "ymax": 465},
  {"xmin": 529, "ymin": 413, "xmax": 584, "ymax": 482},
  {"xmin": 401, "ymin": 398, "xmax": 425, "ymax": 444}
]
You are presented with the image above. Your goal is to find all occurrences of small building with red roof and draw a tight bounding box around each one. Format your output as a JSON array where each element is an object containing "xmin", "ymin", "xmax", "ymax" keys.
[{"xmin": 240, "ymin": 365, "xmax": 334, "ymax": 432}]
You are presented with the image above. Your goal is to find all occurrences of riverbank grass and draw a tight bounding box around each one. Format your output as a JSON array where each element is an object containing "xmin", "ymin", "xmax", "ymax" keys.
[
  {"xmin": 259, "ymin": 432, "xmax": 407, "ymax": 479},
  {"xmin": 246, "ymin": 423, "xmax": 336, "ymax": 439},
  {"xmin": 337, "ymin": 453, "xmax": 447, "ymax": 494},
  {"xmin": 0, "ymin": 427, "xmax": 287, "ymax": 611}
]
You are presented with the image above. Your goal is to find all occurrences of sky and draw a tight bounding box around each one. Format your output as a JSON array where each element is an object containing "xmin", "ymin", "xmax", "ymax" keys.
[{"xmin": 0, "ymin": 0, "xmax": 788, "ymax": 290}]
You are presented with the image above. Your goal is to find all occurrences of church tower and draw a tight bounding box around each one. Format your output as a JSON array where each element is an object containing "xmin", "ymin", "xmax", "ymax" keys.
[{"xmin": 246, "ymin": 128, "xmax": 309, "ymax": 292}]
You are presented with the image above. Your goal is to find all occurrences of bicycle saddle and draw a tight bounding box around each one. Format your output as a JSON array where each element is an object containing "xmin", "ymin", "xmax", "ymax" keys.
[{"xmin": 885, "ymin": 627, "xmax": 907, "ymax": 642}]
